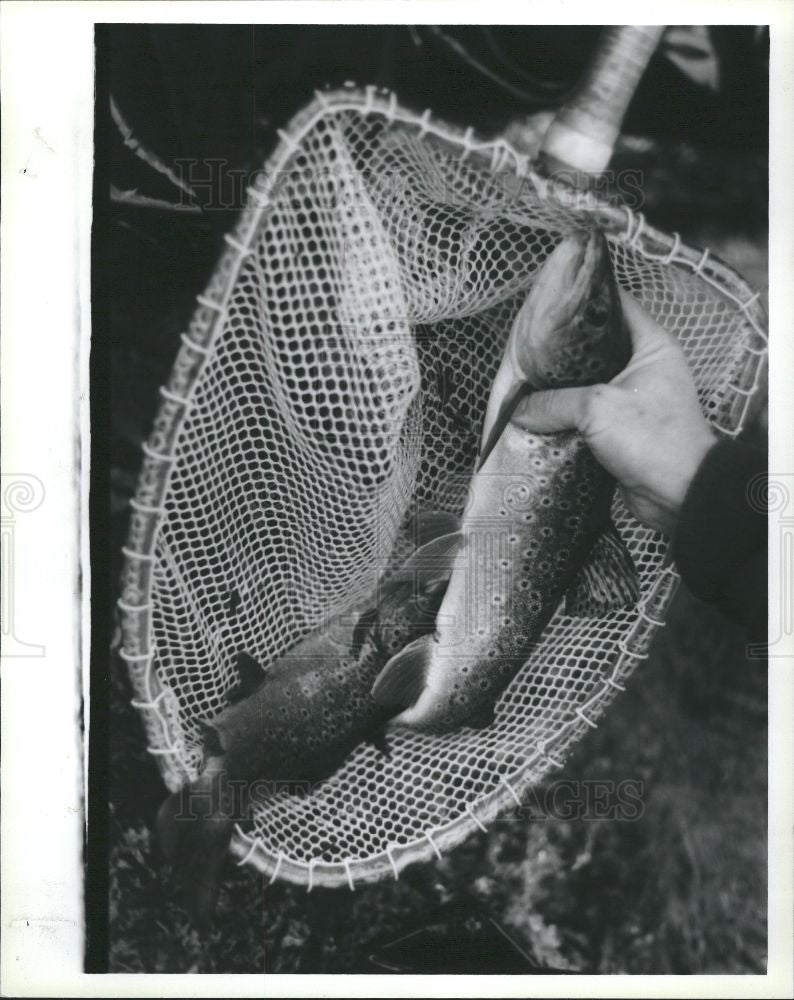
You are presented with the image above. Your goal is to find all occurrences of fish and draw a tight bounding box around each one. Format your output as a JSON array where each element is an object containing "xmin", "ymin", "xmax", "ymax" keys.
[
  {"xmin": 156, "ymin": 560, "xmax": 452, "ymax": 926},
  {"xmin": 371, "ymin": 228, "xmax": 640, "ymax": 732}
]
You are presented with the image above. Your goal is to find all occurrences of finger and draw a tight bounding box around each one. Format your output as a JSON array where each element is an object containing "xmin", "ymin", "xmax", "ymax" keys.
[
  {"xmin": 619, "ymin": 289, "xmax": 680, "ymax": 355},
  {"xmin": 511, "ymin": 386, "xmax": 594, "ymax": 434}
]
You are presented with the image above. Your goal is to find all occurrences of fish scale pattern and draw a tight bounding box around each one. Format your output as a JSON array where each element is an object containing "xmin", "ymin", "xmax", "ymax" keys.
[{"xmin": 119, "ymin": 88, "xmax": 767, "ymax": 888}]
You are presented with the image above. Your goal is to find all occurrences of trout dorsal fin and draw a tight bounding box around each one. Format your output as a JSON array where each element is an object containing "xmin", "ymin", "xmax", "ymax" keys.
[
  {"xmin": 372, "ymin": 634, "xmax": 433, "ymax": 712},
  {"xmin": 563, "ymin": 521, "xmax": 640, "ymax": 617},
  {"xmin": 226, "ymin": 652, "xmax": 268, "ymax": 704}
]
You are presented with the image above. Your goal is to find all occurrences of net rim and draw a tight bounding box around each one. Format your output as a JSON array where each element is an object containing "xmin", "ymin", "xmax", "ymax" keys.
[{"xmin": 118, "ymin": 86, "xmax": 768, "ymax": 889}]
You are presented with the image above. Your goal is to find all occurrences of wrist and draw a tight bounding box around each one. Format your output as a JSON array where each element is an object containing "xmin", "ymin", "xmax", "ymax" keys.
[
  {"xmin": 667, "ymin": 425, "xmax": 718, "ymax": 520},
  {"xmin": 621, "ymin": 426, "xmax": 718, "ymax": 536}
]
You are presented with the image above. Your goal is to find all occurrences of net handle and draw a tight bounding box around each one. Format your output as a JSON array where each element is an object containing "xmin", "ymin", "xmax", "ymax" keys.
[{"xmin": 539, "ymin": 25, "xmax": 665, "ymax": 174}]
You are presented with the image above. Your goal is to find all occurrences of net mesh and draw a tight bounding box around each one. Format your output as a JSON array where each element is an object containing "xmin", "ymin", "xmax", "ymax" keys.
[{"xmin": 119, "ymin": 88, "xmax": 767, "ymax": 888}]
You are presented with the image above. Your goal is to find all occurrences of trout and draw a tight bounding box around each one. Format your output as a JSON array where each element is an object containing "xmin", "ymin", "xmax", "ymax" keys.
[
  {"xmin": 157, "ymin": 570, "xmax": 448, "ymax": 926},
  {"xmin": 372, "ymin": 228, "xmax": 640, "ymax": 731}
]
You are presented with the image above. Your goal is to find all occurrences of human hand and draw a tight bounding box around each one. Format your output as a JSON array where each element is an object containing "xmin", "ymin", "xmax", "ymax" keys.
[{"xmin": 512, "ymin": 289, "xmax": 717, "ymax": 535}]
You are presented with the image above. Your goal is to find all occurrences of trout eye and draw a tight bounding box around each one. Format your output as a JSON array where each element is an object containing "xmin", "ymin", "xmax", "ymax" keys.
[{"xmin": 585, "ymin": 299, "xmax": 609, "ymax": 328}]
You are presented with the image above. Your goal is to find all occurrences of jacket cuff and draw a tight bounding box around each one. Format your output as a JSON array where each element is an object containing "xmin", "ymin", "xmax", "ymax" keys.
[{"xmin": 672, "ymin": 438, "xmax": 767, "ymax": 604}]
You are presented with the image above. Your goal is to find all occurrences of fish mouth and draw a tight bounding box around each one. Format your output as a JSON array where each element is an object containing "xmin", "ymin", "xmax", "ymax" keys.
[
  {"xmin": 516, "ymin": 229, "xmax": 607, "ymax": 355},
  {"xmin": 547, "ymin": 231, "xmax": 595, "ymax": 291},
  {"xmin": 478, "ymin": 228, "xmax": 612, "ymax": 467}
]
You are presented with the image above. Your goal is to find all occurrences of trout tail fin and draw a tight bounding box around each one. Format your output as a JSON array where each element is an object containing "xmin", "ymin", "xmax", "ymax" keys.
[{"xmin": 156, "ymin": 762, "xmax": 237, "ymax": 929}]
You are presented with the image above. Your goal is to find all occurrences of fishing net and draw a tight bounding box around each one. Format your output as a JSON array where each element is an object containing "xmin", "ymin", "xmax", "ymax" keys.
[{"xmin": 119, "ymin": 87, "xmax": 767, "ymax": 889}]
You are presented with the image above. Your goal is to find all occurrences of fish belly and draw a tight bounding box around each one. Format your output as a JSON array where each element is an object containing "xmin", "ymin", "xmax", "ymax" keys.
[{"xmin": 420, "ymin": 424, "xmax": 607, "ymax": 729}]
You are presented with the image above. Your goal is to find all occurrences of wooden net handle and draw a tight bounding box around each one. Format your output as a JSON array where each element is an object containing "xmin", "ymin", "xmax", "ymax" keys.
[{"xmin": 540, "ymin": 26, "xmax": 666, "ymax": 174}]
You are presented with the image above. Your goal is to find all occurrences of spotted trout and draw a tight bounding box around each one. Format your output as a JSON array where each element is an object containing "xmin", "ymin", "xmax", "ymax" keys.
[
  {"xmin": 157, "ymin": 571, "xmax": 448, "ymax": 925},
  {"xmin": 372, "ymin": 228, "xmax": 640, "ymax": 731}
]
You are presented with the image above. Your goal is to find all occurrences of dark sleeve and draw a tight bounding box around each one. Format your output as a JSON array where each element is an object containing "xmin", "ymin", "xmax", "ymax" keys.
[{"xmin": 672, "ymin": 438, "xmax": 767, "ymax": 643}]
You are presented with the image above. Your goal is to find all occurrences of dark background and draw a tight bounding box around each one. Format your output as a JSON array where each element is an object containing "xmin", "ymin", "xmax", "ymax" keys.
[{"xmin": 95, "ymin": 24, "xmax": 768, "ymax": 973}]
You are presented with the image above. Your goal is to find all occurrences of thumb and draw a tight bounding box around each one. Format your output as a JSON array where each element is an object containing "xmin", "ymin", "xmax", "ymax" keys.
[
  {"xmin": 619, "ymin": 288, "xmax": 680, "ymax": 356},
  {"xmin": 511, "ymin": 385, "xmax": 595, "ymax": 434}
]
